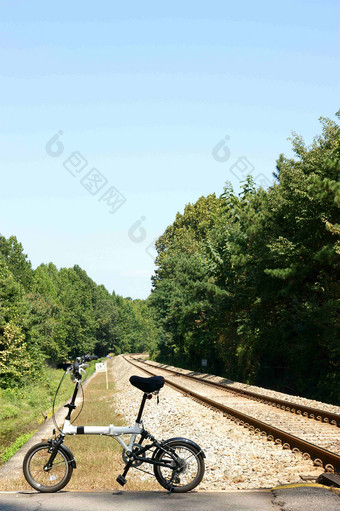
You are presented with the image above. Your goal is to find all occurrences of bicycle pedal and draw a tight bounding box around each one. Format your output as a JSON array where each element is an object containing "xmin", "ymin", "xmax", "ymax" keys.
[{"xmin": 116, "ymin": 474, "xmax": 127, "ymax": 486}]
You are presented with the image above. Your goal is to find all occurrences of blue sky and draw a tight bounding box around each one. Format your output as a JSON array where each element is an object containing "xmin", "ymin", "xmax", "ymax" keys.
[{"xmin": 1, "ymin": 1, "xmax": 339, "ymax": 298}]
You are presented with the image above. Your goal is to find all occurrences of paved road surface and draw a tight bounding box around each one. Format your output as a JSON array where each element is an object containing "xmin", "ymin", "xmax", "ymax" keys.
[
  {"xmin": 0, "ymin": 490, "xmax": 275, "ymax": 511},
  {"xmin": 0, "ymin": 487, "xmax": 339, "ymax": 511}
]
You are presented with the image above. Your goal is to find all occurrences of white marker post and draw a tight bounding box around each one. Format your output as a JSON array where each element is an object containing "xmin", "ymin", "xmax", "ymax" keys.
[{"xmin": 96, "ymin": 362, "xmax": 108, "ymax": 390}]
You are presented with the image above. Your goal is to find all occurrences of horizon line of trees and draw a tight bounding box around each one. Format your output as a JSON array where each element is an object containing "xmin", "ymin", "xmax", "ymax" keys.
[{"xmin": 0, "ymin": 236, "xmax": 160, "ymax": 388}]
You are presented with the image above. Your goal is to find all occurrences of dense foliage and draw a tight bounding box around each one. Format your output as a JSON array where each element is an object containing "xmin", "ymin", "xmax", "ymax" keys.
[
  {"xmin": 149, "ymin": 115, "xmax": 340, "ymax": 403},
  {"xmin": 0, "ymin": 239, "xmax": 159, "ymax": 389}
]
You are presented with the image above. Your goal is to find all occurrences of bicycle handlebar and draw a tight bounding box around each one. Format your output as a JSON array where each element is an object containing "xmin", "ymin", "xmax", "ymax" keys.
[
  {"xmin": 83, "ymin": 354, "xmax": 98, "ymax": 362},
  {"xmin": 70, "ymin": 354, "xmax": 98, "ymax": 381}
]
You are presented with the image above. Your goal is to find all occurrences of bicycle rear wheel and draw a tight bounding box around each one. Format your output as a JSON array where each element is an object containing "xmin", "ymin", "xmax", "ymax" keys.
[
  {"xmin": 153, "ymin": 439, "xmax": 205, "ymax": 493},
  {"xmin": 23, "ymin": 442, "xmax": 73, "ymax": 492}
]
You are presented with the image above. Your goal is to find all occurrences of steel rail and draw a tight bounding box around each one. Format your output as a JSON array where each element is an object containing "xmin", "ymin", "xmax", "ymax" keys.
[
  {"xmin": 131, "ymin": 356, "xmax": 340, "ymax": 427},
  {"xmin": 124, "ymin": 355, "xmax": 340, "ymax": 472}
]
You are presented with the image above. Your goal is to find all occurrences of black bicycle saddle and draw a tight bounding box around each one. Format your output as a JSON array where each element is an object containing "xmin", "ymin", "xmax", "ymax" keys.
[{"xmin": 129, "ymin": 375, "xmax": 165, "ymax": 393}]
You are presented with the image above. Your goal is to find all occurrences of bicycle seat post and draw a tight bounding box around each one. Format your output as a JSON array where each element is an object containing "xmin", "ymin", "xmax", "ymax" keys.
[{"xmin": 136, "ymin": 392, "xmax": 148, "ymax": 423}]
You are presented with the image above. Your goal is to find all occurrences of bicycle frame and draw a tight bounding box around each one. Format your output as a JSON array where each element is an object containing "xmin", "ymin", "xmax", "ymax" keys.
[
  {"xmin": 62, "ymin": 419, "xmax": 144, "ymax": 452},
  {"xmin": 51, "ymin": 380, "xmax": 177, "ymax": 474}
]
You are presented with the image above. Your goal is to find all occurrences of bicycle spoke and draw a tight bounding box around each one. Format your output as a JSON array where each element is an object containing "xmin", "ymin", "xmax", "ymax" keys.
[
  {"xmin": 27, "ymin": 447, "xmax": 69, "ymax": 488},
  {"xmin": 155, "ymin": 444, "xmax": 201, "ymax": 489}
]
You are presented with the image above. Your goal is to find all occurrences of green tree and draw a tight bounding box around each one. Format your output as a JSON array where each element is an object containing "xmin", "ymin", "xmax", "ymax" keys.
[{"xmin": 149, "ymin": 113, "xmax": 340, "ymax": 402}]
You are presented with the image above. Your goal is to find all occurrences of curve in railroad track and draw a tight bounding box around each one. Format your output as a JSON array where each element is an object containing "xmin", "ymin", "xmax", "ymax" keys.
[{"xmin": 124, "ymin": 355, "xmax": 340, "ymax": 474}]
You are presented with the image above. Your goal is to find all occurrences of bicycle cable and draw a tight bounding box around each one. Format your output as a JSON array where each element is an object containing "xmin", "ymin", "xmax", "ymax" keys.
[
  {"xmin": 52, "ymin": 368, "xmax": 69, "ymax": 433},
  {"xmin": 52, "ymin": 367, "xmax": 85, "ymax": 432},
  {"xmin": 70, "ymin": 381, "xmax": 84, "ymax": 424}
]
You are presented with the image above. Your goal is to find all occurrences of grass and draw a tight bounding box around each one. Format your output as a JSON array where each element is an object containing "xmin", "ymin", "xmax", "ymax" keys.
[
  {"xmin": 0, "ymin": 359, "xmax": 159, "ymax": 491},
  {"xmin": 0, "ymin": 433, "xmax": 33, "ymax": 464}
]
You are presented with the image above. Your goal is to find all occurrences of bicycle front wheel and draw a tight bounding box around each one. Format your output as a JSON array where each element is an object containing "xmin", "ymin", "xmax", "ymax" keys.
[
  {"xmin": 153, "ymin": 439, "xmax": 205, "ymax": 493},
  {"xmin": 23, "ymin": 442, "xmax": 73, "ymax": 492}
]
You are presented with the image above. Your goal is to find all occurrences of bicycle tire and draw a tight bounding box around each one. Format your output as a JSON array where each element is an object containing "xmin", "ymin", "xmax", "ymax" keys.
[
  {"xmin": 153, "ymin": 439, "xmax": 205, "ymax": 493},
  {"xmin": 23, "ymin": 442, "xmax": 73, "ymax": 492}
]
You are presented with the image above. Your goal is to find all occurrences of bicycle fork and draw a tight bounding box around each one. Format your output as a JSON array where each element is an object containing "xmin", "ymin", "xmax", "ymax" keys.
[{"xmin": 44, "ymin": 434, "xmax": 76, "ymax": 471}]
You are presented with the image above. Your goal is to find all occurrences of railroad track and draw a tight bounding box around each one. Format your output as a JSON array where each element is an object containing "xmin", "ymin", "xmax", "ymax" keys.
[
  {"xmin": 131, "ymin": 357, "xmax": 340, "ymax": 426},
  {"xmin": 124, "ymin": 355, "xmax": 340, "ymax": 473}
]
